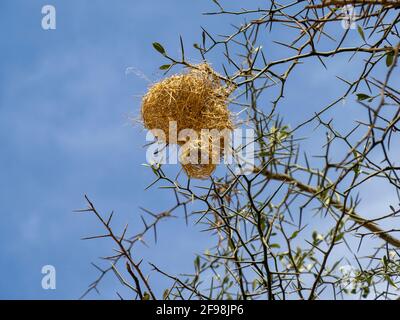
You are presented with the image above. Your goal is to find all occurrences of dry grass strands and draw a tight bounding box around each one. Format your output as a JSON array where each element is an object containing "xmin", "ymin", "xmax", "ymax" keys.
[
  {"xmin": 179, "ymin": 137, "xmax": 220, "ymax": 179},
  {"xmin": 141, "ymin": 64, "xmax": 233, "ymax": 144},
  {"xmin": 181, "ymin": 163, "xmax": 217, "ymax": 180},
  {"xmin": 141, "ymin": 63, "xmax": 234, "ymax": 179}
]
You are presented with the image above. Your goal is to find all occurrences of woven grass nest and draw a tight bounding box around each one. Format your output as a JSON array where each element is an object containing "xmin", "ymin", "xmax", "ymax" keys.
[
  {"xmin": 141, "ymin": 63, "xmax": 234, "ymax": 179},
  {"xmin": 179, "ymin": 137, "xmax": 221, "ymax": 179}
]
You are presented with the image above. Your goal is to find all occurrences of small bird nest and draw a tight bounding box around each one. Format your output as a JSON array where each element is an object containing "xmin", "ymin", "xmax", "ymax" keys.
[
  {"xmin": 181, "ymin": 162, "xmax": 217, "ymax": 180},
  {"xmin": 141, "ymin": 63, "xmax": 234, "ymax": 179},
  {"xmin": 179, "ymin": 137, "xmax": 221, "ymax": 179}
]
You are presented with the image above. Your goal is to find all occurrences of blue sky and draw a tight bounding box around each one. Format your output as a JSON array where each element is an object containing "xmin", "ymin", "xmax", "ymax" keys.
[
  {"xmin": 0, "ymin": 0, "xmax": 227, "ymax": 299},
  {"xmin": 0, "ymin": 0, "xmax": 398, "ymax": 299}
]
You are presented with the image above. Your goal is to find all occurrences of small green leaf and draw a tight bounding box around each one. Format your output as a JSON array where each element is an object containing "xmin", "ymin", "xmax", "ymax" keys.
[
  {"xmin": 252, "ymin": 279, "xmax": 259, "ymax": 290},
  {"xmin": 382, "ymin": 255, "xmax": 388, "ymax": 267},
  {"xmin": 159, "ymin": 64, "xmax": 171, "ymax": 70},
  {"xmin": 269, "ymin": 243, "xmax": 281, "ymax": 249},
  {"xmin": 152, "ymin": 42, "xmax": 166, "ymax": 55},
  {"xmin": 290, "ymin": 230, "xmax": 299, "ymax": 240},
  {"xmin": 386, "ymin": 51, "xmax": 394, "ymax": 67},
  {"xmin": 163, "ymin": 289, "xmax": 169, "ymax": 299},
  {"xmin": 385, "ymin": 275, "xmax": 397, "ymax": 288},
  {"xmin": 142, "ymin": 292, "xmax": 150, "ymax": 300},
  {"xmin": 353, "ymin": 150, "xmax": 361, "ymax": 159},
  {"xmin": 356, "ymin": 93, "xmax": 371, "ymax": 101},
  {"xmin": 260, "ymin": 216, "xmax": 266, "ymax": 231},
  {"xmin": 334, "ymin": 233, "xmax": 344, "ymax": 242},
  {"xmin": 357, "ymin": 25, "xmax": 366, "ymax": 42},
  {"xmin": 362, "ymin": 286, "xmax": 370, "ymax": 298},
  {"xmin": 353, "ymin": 164, "xmax": 361, "ymax": 176},
  {"xmin": 312, "ymin": 231, "xmax": 323, "ymax": 243},
  {"xmin": 312, "ymin": 231, "xmax": 318, "ymax": 240},
  {"xmin": 194, "ymin": 255, "xmax": 200, "ymax": 271}
]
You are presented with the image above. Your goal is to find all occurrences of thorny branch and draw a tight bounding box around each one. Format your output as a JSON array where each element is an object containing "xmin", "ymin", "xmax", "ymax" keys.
[{"xmin": 81, "ymin": 0, "xmax": 400, "ymax": 300}]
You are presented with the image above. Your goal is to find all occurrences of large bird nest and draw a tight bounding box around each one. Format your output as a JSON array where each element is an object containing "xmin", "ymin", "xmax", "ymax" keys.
[{"xmin": 141, "ymin": 63, "xmax": 234, "ymax": 179}]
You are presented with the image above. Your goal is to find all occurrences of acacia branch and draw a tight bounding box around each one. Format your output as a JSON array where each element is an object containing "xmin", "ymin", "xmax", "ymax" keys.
[{"xmin": 254, "ymin": 167, "xmax": 400, "ymax": 248}]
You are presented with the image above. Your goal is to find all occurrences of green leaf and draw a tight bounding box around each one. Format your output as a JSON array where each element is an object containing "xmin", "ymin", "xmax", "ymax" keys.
[
  {"xmin": 312, "ymin": 231, "xmax": 318, "ymax": 240},
  {"xmin": 386, "ymin": 51, "xmax": 394, "ymax": 67},
  {"xmin": 159, "ymin": 64, "xmax": 171, "ymax": 70},
  {"xmin": 353, "ymin": 164, "xmax": 361, "ymax": 176},
  {"xmin": 260, "ymin": 216, "xmax": 266, "ymax": 231},
  {"xmin": 385, "ymin": 275, "xmax": 397, "ymax": 288},
  {"xmin": 357, "ymin": 25, "xmax": 366, "ymax": 42},
  {"xmin": 252, "ymin": 279, "xmax": 259, "ymax": 291},
  {"xmin": 163, "ymin": 289, "xmax": 169, "ymax": 299},
  {"xmin": 289, "ymin": 230, "xmax": 299, "ymax": 240},
  {"xmin": 334, "ymin": 233, "xmax": 344, "ymax": 243},
  {"xmin": 194, "ymin": 255, "xmax": 200, "ymax": 271},
  {"xmin": 362, "ymin": 286, "xmax": 370, "ymax": 298},
  {"xmin": 352, "ymin": 150, "xmax": 361, "ymax": 159},
  {"xmin": 312, "ymin": 231, "xmax": 323, "ymax": 243},
  {"xmin": 269, "ymin": 243, "xmax": 281, "ymax": 249},
  {"xmin": 142, "ymin": 292, "xmax": 150, "ymax": 300},
  {"xmin": 152, "ymin": 42, "xmax": 166, "ymax": 55},
  {"xmin": 356, "ymin": 93, "xmax": 371, "ymax": 101},
  {"xmin": 382, "ymin": 255, "xmax": 388, "ymax": 267}
]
